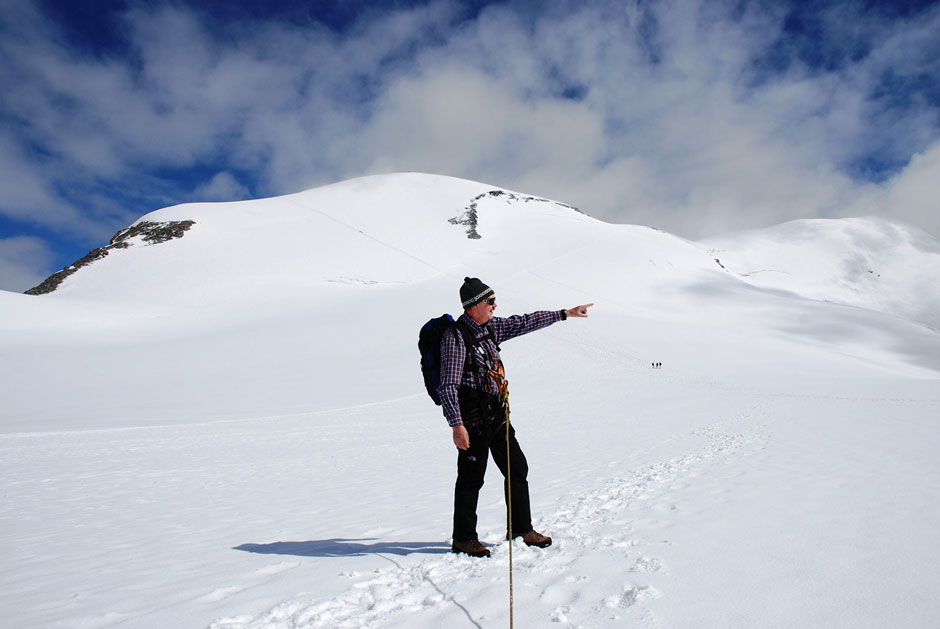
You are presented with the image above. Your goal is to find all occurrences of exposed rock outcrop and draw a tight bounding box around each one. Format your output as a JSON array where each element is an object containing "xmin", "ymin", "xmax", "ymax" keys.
[
  {"xmin": 24, "ymin": 220, "xmax": 195, "ymax": 295},
  {"xmin": 449, "ymin": 190, "xmax": 582, "ymax": 239}
]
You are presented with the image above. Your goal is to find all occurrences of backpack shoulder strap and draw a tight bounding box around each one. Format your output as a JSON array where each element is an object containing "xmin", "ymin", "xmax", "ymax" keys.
[
  {"xmin": 453, "ymin": 319, "xmax": 500, "ymax": 351},
  {"xmin": 451, "ymin": 319, "xmax": 477, "ymax": 371}
]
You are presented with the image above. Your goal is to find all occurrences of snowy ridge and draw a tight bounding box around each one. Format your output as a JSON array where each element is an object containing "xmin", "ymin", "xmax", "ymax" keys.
[
  {"xmin": 2, "ymin": 173, "xmax": 940, "ymax": 628},
  {"xmin": 703, "ymin": 216, "xmax": 940, "ymax": 330},
  {"xmin": 24, "ymin": 220, "xmax": 196, "ymax": 295},
  {"xmin": 3, "ymin": 172, "xmax": 937, "ymax": 431}
]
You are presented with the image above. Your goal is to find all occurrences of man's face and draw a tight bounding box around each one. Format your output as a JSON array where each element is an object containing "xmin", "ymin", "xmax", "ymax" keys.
[{"xmin": 467, "ymin": 294, "xmax": 496, "ymax": 325}]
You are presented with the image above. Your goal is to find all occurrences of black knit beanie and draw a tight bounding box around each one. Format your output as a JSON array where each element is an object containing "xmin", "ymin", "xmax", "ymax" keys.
[{"xmin": 460, "ymin": 277, "xmax": 493, "ymax": 309}]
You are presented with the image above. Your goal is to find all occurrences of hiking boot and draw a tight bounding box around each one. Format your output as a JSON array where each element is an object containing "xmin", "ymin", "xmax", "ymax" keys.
[
  {"xmin": 451, "ymin": 539, "xmax": 491, "ymax": 558},
  {"xmin": 508, "ymin": 529, "xmax": 552, "ymax": 548}
]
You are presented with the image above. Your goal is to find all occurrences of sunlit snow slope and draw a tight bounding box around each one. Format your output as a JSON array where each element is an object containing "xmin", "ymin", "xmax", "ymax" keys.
[
  {"xmin": 2, "ymin": 173, "xmax": 938, "ymax": 432},
  {"xmin": 703, "ymin": 217, "xmax": 940, "ymax": 330}
]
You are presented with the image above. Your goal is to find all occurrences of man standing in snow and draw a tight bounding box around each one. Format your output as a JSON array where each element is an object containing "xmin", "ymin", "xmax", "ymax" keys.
[{"xmin": 439, "ymin": 277, "xmax": 592, "ymax": 558}]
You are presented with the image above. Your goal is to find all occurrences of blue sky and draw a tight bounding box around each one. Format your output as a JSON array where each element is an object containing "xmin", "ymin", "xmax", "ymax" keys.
[{"xmin": 2, "ymin": 0, "xmax": 939, "ymax": 292}]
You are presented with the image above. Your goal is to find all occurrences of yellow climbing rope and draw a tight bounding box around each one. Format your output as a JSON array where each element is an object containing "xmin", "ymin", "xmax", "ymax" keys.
[{"xmin": 502, "ymin": 387, "xmax": 514, "ymax": 629}]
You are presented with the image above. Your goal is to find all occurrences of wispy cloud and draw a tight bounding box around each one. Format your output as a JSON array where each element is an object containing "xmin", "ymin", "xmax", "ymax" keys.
[
  {"xmin": 0, "ymin": 236, "xmax": 55, "ymax": 292},
  {"xmin": 1, "ymin": 0, "xmax": 939, "ymax": 290}
]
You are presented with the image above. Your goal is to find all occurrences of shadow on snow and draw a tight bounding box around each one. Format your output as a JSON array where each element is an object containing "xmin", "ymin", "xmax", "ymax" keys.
[{"xmin": 234, "ymin": 538, "xmax": 451, "ymax": 557}]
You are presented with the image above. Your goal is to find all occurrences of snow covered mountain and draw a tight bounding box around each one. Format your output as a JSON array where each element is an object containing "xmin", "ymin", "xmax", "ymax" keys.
[
  {"xmin": 2, "ymin": 173, "xmax": 939, "ymax": 628},
  {"xmin": 703, "ymin": 216, "xmax": 940, "ymax": 330},
  {"xmin": 4, "ymin": 173, "xmax": 938, "ymax": 431}
]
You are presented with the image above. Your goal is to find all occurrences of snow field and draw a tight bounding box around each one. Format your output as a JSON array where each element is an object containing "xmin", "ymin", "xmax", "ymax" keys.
[
  {"xmin": 3, "ymin": 173, "xmax": 940, "ymax": 627},
  {"xmin": 5, "ymin": 343, "xmax": 936, "ymax": 627}
]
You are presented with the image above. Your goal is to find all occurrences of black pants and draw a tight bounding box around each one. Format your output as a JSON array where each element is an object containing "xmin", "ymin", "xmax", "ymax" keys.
[{"xmin": 452, "ymin": 392, "xmax": 532, "ymax": 542}]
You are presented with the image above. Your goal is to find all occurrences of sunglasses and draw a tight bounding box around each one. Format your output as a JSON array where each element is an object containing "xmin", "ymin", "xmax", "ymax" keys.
[{"xmin": 484, "ymin": 296, "xmax": 496, "ymax": 305}]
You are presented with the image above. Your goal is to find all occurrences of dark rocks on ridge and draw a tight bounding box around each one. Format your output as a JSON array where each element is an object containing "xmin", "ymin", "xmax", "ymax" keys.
[{"xmin": 24, "ymin": 220, "xmax": 195, "ymax": 295}]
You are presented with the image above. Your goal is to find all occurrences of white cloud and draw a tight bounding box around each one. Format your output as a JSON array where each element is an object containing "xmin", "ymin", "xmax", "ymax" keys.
[
  {"xmin": 848, "ymin": 140, "xmax": 940, "ymax": 237},
  {"xmin": 192, "ymin": 172, "xmax": 251, "ymax": 202},
  {"xmin": 1, "ymin": 0, "xmax": 939, "ymax": 255},
  {"xmin": 336, "ymin": 1, "xmax": 880, "ymax": 237},
  {"xmin": 356, "ymin": 63, "xmax": 605, "ymax": 181},
  {"xmin": 0, "ymin": 135, "xmax": 113, "ymax": 238},
  {"xmin": 0, "ymin": 236, "xmax": 55, "ymax": 293}
]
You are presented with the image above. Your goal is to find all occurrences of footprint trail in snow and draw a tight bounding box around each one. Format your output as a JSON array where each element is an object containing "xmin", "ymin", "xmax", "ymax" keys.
[{"xmin": 209, "ymin": 405, "xmax": 769, "ymax": 628}]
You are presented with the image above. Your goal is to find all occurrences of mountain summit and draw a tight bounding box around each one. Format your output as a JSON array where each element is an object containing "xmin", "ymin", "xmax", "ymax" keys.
[
  {"xmin": 2, "ymin": 172, "xmax": 939, "ymax": 433},
  {"xmin": 22, "ymin": 173, "xmax": 598, "ymax": 302}
]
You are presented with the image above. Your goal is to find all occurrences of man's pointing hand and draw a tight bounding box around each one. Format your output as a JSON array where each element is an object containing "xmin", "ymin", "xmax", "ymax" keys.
[{"xmin": 566, "ymin": 303, "xmax": 594, "ymax": 318}]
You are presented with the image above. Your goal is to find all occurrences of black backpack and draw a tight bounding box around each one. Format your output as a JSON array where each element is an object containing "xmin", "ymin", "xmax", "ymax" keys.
[{"xmin": 418, "ymin": 315, "xmax": 482, "ymax": 405}]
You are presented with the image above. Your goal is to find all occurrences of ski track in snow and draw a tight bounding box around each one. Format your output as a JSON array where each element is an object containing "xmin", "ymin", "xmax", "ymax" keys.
[{"xmin": 207, "ymin": 404, "xmax": 770, "ymax": 628}]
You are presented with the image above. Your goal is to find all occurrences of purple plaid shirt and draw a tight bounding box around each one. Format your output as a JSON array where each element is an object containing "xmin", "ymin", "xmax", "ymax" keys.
[{"xmin": 438, "ymin": 310, "xmax": 564, "ymax": 426}]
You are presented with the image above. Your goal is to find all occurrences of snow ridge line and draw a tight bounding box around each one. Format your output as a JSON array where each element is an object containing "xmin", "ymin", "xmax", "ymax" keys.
[
  {"xmin": 0, "ymin": 395, "xmax": 426, "ymax": 440},
  {"xmin": 207, "ymin": 408, "xmax": 769, "ymax": 629},
  {"xmin": 285, "ymin": 197, "xmax": 461, "ymax": 281}
]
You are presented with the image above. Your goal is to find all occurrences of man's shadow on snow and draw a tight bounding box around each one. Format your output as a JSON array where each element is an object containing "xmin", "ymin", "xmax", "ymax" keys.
[
  {"xmin": 235, "ymin": 539, "xmax": 481, "ymax": 627},
  {"xmin": 234, "ymin": 538, "xmax": 451, "ymax": 557}
]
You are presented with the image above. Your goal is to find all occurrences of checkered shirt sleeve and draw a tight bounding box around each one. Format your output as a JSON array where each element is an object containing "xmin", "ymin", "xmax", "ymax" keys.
[{"xmin": 438, "ymin": 310, "xmax": 563, "ymax": 426}]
